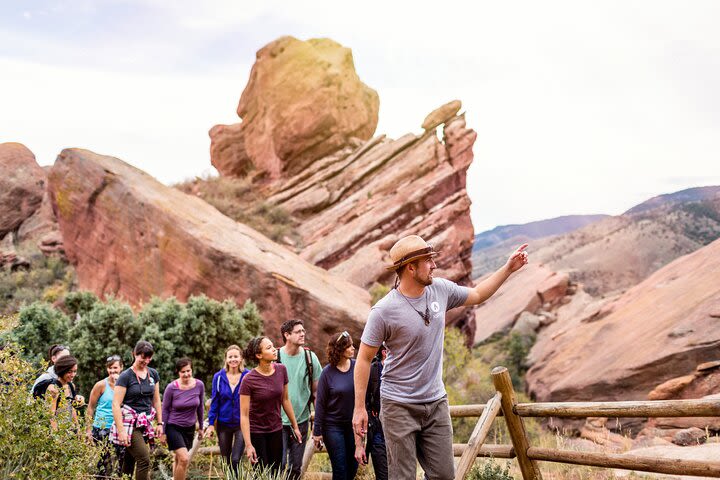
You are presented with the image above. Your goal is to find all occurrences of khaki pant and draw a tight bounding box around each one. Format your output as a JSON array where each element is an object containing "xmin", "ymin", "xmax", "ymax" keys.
[
  {"xmin": 122, "ymin": 428, "xmax": 151, "ymax": 480},
  {"xmin": 380, "ymin": 396, "xmax": 454, "ymax": 480}
]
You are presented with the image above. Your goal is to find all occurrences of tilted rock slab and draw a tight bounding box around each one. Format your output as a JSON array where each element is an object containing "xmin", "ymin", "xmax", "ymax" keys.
[
  {"xmin": 269, "ymin": 112, "xmax": 476, "ymax": 288},
  {"xmin": 472, "ymin": 263, "xmax": 568, "ymax": 344},
  {"xmin": 0, "ymin": 143, "xmax": 46, "ymax": 238},
  {"xmin": 210, "ymin": 36, "xmax": 379, "ymax": 181},
  {"xmin": 526, "ymin": 237, "xmax": 720, "ymax": 403},
  {"xmin": 48, "ymin": 149, "xmax": 370, "ymax": 344}
]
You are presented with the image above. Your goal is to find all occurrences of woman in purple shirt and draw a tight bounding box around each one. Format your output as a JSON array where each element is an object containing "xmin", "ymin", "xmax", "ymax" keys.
[
  {"xmin": 162, "ymin": 357, "xmax": 205, "ymax": 480},
  {"xmin": 240, "ymin": 336, "xmax": 302, "ymax": 473}
]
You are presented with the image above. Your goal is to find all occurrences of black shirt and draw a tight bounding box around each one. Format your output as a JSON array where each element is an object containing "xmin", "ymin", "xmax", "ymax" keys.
[{"xmin": 117, "ymin": 367, "xmax": 159, "ymax": 414}]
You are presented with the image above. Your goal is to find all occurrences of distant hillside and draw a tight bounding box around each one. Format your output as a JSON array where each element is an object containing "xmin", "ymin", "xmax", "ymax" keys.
[
  {"xmin": 625, "ymin": 185, "xmax": 720, "ymax": 215},
  {"xmin": 473, "ymin": 215, "xmax": 609, "ymax": 251},
  {"xmin": 473, "ymin": 187, "xmax": 720, "ymax": 295}
]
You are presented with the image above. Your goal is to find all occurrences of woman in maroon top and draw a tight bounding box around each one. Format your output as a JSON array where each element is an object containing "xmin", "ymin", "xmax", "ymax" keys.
[{"xmin": 240, "ymin": 337, "xmax": 302, "ymax": 472}]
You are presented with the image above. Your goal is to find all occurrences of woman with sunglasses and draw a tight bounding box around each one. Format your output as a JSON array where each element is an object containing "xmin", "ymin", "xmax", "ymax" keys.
[
  {"xmin": 313, "ymin": 331, "xmax": 358, "ymax": 480},
  {"xmin": 32, "ymin": 344, "xmax": 70, "ymax": 397},
  {"xmin": 86, "ymin": 354, "xmax": 124, "ymax": 476},
  {"xmin": 240, "ymin": 336, "xmax": 302, "ymax": 473},
  {"xmin": 111, "ymin": 341, "xmax": 163, "ymax": 480}
]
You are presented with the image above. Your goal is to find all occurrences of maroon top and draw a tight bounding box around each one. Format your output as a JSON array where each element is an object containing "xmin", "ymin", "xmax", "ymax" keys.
[{"xmin": 240, "ymin": 363, "xmax": 288, "ymax": 433}]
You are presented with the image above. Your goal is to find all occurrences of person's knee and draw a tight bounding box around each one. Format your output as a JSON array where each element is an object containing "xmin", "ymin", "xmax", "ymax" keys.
[{"xmin": 176, "ymin": 450, "xmax": 190, "ymax": 466}]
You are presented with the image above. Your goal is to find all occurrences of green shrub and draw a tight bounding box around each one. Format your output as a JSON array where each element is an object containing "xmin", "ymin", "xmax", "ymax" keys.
[
  {"xmin": 6, "ymin": 302, "xmax": 70, "ymax": 364},
  {"xmin": 173, "ymin": 295, "xmax": 263, "ymax": 387},
  {"xmin": 0, "ymin": 341, "xmax": 101, "ymax": 479},
  {"xmin": 369, "ymin": 283, "xmax": 391, "ymax": 305},
  {"xmin": 466, "ymin": 459, "xmax": 515, "ymax": 480},
  {"xmin": 68, "ymin": 297, "xmax": 143, "ymax": 392},
  {"xmin": 64, "ymin": 291, "xmax": 100, "ymax": 318}
]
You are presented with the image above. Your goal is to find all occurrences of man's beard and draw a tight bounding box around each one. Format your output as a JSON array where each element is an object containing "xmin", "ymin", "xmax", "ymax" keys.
[{"xmin": 413, "ymin": 270, "xmax": 433, "ymax": 287}]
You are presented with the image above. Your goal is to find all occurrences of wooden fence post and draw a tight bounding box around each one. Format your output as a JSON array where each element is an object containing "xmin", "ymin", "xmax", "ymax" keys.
[
  {"xmin": 492, "ymin": 366, "xmax": 543, "ymax": 480},
  {"xmin": 454, "ymin": 392, "xmax": 503, "ymax": 480}
]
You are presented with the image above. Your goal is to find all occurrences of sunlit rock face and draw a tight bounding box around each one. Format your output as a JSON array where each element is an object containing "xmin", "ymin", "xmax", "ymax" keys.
[
  {"xmin": 48, "ymin": 148, "xmax": 370, "ymax": 345},
  {"xmin": 210, "ymin": 36, "xmax": 379, "ymax": 182}
]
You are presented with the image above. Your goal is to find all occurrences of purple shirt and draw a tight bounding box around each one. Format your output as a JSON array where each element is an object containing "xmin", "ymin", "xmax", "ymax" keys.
[
  {"xmin": 240, "ymin": 364, "xmax": 288, "ymax": 433},
  {"xmin": 162, "ymin": 380, "xmax": 205, "ymax": 428}
]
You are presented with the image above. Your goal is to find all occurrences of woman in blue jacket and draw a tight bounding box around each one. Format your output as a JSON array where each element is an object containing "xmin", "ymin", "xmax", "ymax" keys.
[{"xmin": 205, "ymin": 345, "xmax": 249, "ymax": 472}]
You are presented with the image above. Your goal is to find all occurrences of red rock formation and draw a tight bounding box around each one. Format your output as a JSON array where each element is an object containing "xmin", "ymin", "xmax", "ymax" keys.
[
  {"xmin": 210, "ymin": 36, "xmax": 379, "ymax": 182},
  {"xmin": 47, "ymin": 148, "xmax": 370, "ymax": 344},
  {"xmin": 262, "ymin": 108, "xmax": 477, "ymax": 333},
  {"xmin": 472, "ymin": 263, "xmax": 569, "ymax": 344},
  {"xmin": 0, "ymin": 143, "xmax": 46, "ymax": 238},
  {"xmin": 526, "ymin": 237, "xmax": 720, "ymax": 403}
]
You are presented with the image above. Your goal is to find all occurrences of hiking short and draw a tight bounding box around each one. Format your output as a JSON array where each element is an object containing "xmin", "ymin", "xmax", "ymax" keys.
[{"xmin": 165, "ymin": 423, "xmax": 195, "ymax": 451}]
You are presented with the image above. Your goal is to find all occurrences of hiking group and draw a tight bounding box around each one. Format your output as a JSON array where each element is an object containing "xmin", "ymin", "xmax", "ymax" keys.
[{"xmin": 31, "ymin": 235, "xmax": 528, "ymax": 479}]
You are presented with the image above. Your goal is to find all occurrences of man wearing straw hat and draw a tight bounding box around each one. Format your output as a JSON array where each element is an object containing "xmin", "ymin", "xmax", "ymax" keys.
[{"xmin": 352, "ymin": 235, "xmax": 528, "ymax": 479}]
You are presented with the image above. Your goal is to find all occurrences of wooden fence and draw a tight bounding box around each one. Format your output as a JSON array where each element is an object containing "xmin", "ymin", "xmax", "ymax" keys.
[{"xmin": 197, "ymin": 365, "xmax": 720, "ymax": 479}]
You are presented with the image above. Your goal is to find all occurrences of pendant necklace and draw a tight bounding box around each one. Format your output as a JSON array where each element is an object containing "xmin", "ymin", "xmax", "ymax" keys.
[{"xmin": 397, "ymin": 288, "xmax": 430, "ymax": 326}]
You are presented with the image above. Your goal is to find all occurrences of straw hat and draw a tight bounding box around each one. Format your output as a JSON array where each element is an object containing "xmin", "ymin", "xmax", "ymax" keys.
[{"xmin": 385, "ymin": 235, "xmax": 439, "ymax": 271}]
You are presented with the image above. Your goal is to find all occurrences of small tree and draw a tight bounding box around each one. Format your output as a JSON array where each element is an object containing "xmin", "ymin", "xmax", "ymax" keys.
[
  {"xmin": 63, "ymin": 290, "xmax": 100, "ymax": 318},
  {"xmin": 137, "ymin": 297, "xmax": 186, "ymax": 385},
  {"xmin": 175, "ymin": 295, "xmax": 263, "ymax": 387},
  {"xmin": 7, "ymin": 302, "xmax": 70, "ymax": 364},
  {"xmin": 68, "ymin": 297, "xmax": 143, "ymax": 393}
]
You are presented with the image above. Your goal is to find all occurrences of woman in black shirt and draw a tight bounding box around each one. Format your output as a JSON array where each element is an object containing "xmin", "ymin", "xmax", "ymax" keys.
[{"xmin": 111, "ymin": 341, "xmax": 163, "ymax": 480}]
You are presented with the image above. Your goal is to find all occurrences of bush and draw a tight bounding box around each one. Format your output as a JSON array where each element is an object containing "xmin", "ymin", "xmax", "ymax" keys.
[
  {"xmin": 466, "ymin": 460, "xmax": 515, "ymax": 480},
  {"xmin": 68, "ymin": 297, "xmax": 143, "ymax": 392},
  {"xmin": 12, "ymin": 293, "xmax": 265, "ymax": 395},
  {"xmin": 0, "ymin": 340, "xmax": 101, "ymax": 479},
  {"xmin": 64, "ymin": 291, "xmax": 100, "ymax": 318},
  {"xmin": 369, "ymin": 283, "xmax": 391, "ymax": 305},
  {"xmin": 6, "ymin": 302, "xmax": 70, "ymax": 364}
]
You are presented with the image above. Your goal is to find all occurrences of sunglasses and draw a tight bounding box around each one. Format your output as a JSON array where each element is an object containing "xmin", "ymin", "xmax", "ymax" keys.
[
  {"xmin": 336, "ymin": 331, "xmax": 350, "ymax": 343},
  {"xmin": 106, "ymin": 355, "xmax": 121, "ymax": 363}
]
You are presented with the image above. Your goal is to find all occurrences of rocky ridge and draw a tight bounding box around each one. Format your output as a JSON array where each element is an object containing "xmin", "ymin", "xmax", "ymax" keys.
[{"xmin": 47, "ymin": 148, "xmax": 371, "ymax": 344}]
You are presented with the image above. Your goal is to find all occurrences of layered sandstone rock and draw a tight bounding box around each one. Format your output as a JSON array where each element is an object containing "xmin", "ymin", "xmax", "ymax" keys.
[
  {"xmin": 0, "ymin": 143, "xmax": 46, "ymax": 238},
  {"xmin": 473, "ymin": 263, "xmax": 570, "ymax": 344},
  {"xmin": 264, "ymin": 109, "xmax": 477, "ymax": 332},
  {"xmin": 210, "ymin": 36, "xmax": 379, "ymax": 181},
  {"xmin": 526, "ymin": 238, "xmax": 720, "ymax": 403},
  {"xmin": 48, "ymin": 148, "xmax": 370, "ymax": 343}
]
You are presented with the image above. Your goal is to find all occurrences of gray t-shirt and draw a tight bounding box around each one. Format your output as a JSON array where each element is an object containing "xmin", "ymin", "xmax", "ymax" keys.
[{"xmin": 361, "ymin": 278, "xmax": 469, "ymax": 403}]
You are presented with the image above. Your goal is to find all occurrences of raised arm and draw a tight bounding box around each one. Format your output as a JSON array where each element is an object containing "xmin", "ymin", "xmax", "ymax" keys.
[
  {"xmin": 352, "ymin": 342, "xmax": 376, "ymax": 438},
  {"xmin": 464, "ymin": 244, "xmax": 529, "ymax": 306}
]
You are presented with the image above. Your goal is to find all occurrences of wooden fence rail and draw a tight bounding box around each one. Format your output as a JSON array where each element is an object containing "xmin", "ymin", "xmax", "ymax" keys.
[
  {"xmin": 194, "ymin": 365, "xmax": 720, "ymax": 479},
  {"xmin": 491, "ymin": 366, "xmax": 720, "ymax": 480}
]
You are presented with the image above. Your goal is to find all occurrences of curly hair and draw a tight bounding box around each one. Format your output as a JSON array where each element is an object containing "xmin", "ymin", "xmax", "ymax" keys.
[
  {"xmin": 326, "ymin": 332, "xmax": 353, "ymax": 367},
  {"xmin": 244, "ymin": 337, "xmax": 269, "ymax": 366}
]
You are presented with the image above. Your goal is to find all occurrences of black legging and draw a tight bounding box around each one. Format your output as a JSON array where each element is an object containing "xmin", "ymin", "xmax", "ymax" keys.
[
  {"xmin": 217, "ymin": 423, "xmax": 244, "ymax": 472},
  {"xmin": 250, "ymin": 430, "xmax": 283, "ymax": 472}
]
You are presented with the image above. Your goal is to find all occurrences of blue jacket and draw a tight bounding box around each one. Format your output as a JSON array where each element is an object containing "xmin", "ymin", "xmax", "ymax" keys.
[{"xmin": 207, "ymin": 368, "xmax": 249, "ymax": 427}]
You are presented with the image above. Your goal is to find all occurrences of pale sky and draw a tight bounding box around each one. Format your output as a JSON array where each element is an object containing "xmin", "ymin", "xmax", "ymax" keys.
[{"xmin": 1, "ymin": 1, "xmax": 719, "ymax": 232}]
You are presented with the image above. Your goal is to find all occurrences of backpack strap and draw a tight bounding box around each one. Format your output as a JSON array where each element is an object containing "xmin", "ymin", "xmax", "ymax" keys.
[{"xmin": 304, "ymin": 347, "xmax": 315, "ymax": 409}]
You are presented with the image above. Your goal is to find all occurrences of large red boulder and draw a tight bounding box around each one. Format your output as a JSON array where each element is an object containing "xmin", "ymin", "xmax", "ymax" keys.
[
  {"xmin": 0, "ymin": 143, "xmax": 46, "ymax": 238},
  {"xmin": 210, "ymin": 36, "xmax": 379, "ymax": 182},
  {"xmin": 47, "ymin": 148, "xmax": 370, "ymax": 345},
  {"xmin": 526, "ymin": 237, "xmax": 720, "ymax": 403}
]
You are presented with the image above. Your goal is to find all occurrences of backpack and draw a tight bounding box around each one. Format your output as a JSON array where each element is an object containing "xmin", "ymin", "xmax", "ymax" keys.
[{"xmin": 277, "ymin": 347, "xmax": 315, "ymax": 409}]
